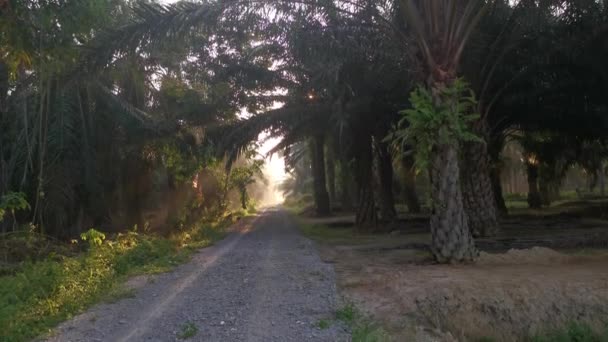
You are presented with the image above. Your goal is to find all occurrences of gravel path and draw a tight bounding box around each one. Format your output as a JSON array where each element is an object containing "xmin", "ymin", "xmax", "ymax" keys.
[{"xmin": 46, "ymin": 208, "xmax": 349, "ymax": 342}]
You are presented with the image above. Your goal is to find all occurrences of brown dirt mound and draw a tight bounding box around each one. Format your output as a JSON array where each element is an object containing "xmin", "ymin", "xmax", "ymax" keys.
[{"xmin": 477, "ymin": 246, "xmax": 571, "ymax": 265}]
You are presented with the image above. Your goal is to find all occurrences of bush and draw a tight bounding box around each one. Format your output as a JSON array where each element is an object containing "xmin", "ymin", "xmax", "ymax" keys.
[{"xmin": 0, "ymin": 219, "xmax": 227, "ymax": 342}]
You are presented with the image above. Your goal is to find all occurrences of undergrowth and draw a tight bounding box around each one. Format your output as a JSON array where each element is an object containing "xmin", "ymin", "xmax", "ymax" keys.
[
  {"xmin": 298, "ymin": 221, "xmax": 376, "ymax": 246},
  {"xmin": 283, "ymin": 193, "xmax": 313, "ymax": 214},
  {"xmin": 300, "ymin": 223, "xmax": 354, "ymax": 242},
  {"xmin": 0, "ymin": 216, "xmax": 234, "ymax": 342},
  {"xmin": 527, "ymin": 322, "xmax": 608, "ymax": 342},
  {"xmin": 336, "ymin": 303, "xmax": 389, "ymax": 342}
]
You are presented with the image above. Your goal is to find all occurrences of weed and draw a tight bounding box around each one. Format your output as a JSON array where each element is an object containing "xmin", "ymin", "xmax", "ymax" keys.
[
  {"xmin": 336, "ymin": 303, "xmax": 389, "ymax": 342},
  {"xmin": 336, "ymin": 303, "xmax": 357, "ymax": 324},
  {"xmin": 352, "ymin": 322, "xmax": 390, "ymax": 342},
  {"xmin": 318, "ymin": 319, "xmax": 330, "ymax": 330},
  {"xmin": 177, "ymin": 321, "xmax": 198, "ymax": 340}
]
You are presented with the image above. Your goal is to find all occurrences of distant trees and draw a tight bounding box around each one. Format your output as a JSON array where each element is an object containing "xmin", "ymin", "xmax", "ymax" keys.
[
  {"xmin": 0, "ymin": 0, "xmax": 274, "ymax": 236},
  {"xmin": 1, "ymin": 0, "xmax": 607, "ymax": 262}
]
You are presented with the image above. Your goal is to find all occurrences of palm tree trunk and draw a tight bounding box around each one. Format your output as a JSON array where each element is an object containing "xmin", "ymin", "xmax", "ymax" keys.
[
  {"xmin": 310, "ymin": 135, "xmax": 330, "ymax": 216},
  {"xmin": 376, "ymin": 141, "xmax": 397, "ymax": 221},
  {"xmin": 326, "ymin": 145, "xmax": 337, "ymax": 207},
  {"xmin": 490, "ymin": 165, "xmax": 508, "ymax": 215},
  {"xmin": 600, "ymin": 165, "xmax": 606, "ymax": 196},
  {"xmin": 401, "ymin": 155, "xmax": 422, "ymax": 214},
  {"xmin": 526, "ymin": 163, "xmax": 542, "ymax": 209},
  {"xmin": 539, "ymin": 174, "xmax": 552, "ymax": 206},
  {"xmin": 338, "ymin": 158, "xmax": 354, "ymax": 211},
  {"xmin": 0, "ymin": 61, "xmax": 8, "ymax": 201},
  {"xmin": 240, "ymin": 189, "xmax": 248, "ymax": 210},
  {"xmin": 430, "ymin": 144, "xmax": 477, "ymax": 263},
  {"xmin": 461, "ymin": 139, "xmax": 499, "ymax": 237},
  {"xmin": 355, "ymin": 134, "xmax": 377, "ymax": 230},
  {"xmin": 0, "ymin": 61, "xmax": 7, "ymax": 116}
]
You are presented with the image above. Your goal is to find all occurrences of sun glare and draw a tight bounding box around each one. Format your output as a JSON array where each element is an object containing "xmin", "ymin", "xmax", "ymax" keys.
[{"xmin": 258, "ymin": 135, "xmax": 288, "ymax": 206}]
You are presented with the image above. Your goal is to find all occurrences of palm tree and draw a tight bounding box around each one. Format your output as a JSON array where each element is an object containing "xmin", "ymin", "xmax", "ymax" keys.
[{"xmin": 396, "ymin": 0, "xmax": 488, "ymax": 262}]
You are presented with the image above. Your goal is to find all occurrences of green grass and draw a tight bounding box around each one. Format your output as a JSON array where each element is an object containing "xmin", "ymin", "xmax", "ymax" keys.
[
  {"xmin": 336, "ymin": 303, "xmax": 389, "ymax": 342},
  {"xmin": 177, "ymin": 321, "xmax": 198, "ymax": 340},
  {"xmin": 527, "ymin": 322, "xmax": 608, "ymax": 342},
  {"xmin": 336, "ymin": 303, "xmax": 357, "ymax": 324},
  {"xmin": 300, "ymin": 223, "xmax": 355, "ymax": 243},
  {"xmin": 318, "ymin": 319, "xmax": 330, "ymax": 330},
  {"xmin": 0, "ymin": 217, "xmax": 233, "ymax": 342},
  {"xmin": 476, "ymin": 338, "xmax": 496, "ymax": 342},
  {"xmin": 298, "ymin": 221, "xmax": 380, "ymax": 247},
  {"xmin": 477, "ymin": 323, "xmax": 608, "ymax": 342}
]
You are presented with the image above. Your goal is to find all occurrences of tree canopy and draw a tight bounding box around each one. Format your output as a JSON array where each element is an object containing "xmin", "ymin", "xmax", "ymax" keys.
[{"xmin": 1, "ymin": 0, "xmax": 607, "ymax": 262}]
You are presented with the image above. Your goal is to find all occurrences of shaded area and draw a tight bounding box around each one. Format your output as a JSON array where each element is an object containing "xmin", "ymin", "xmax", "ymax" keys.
[
  {"xmin": 297, "ymin": 199, "xmax": 608, "ymax": 341},
  {"xmin": 46, "ymin": 209, "xmax": 348, "ymax": 342}
]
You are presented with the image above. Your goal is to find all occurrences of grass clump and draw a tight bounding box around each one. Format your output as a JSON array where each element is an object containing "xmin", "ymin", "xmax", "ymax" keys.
[
  {"xmin": 528, "ymin": 322, "xmax": 608, "ymax": 342},
  {"xmin": 336, "ymin": 303, "xmax": 357, "ymax": 324},
  {"xmin": 318, "ymin": 319, "xmax": 330, "ymax": 330},
  {"xmin": 0, "ymin": 218, "xmax": 231, "ymax": 342},
  {"xmin": 177, "ymin": 321, "xmax": 198, "ymax": 340},
  {"xmin": 336, "ymin": 303, "xmax": 389, "ymax": 342}
]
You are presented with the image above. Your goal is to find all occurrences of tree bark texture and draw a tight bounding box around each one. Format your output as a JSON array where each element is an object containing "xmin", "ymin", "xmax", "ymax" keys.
[
  {"xmin": 310, "ymin": 135, "xmax": 330, "ymax": 216},
  {"xmin": 325, "ymin": 145, "xmax": 337, "ymax": 207},
  {"xmin": 354, "ymin": 134, "xmax": 377, "ymax": 230},
  {"xmin": 400, "ymin": 155, "xmax": 422, "ymax": 213},
  {"xmin": 526, "ymin": 163, "xmax": 542, "ymax": 209},
  {"xmin": 461, "ymin": 139, "xmax": 500, "ymax": 237},
  {"xmin": 600, "ymin": 165, "xmax": 606, "ymax": 196},
  {"xmin": 430, "ymin": 144, "xmax": 478, "ymax": 263},
  {"xmin": 338, "ymin": 158, "xmax": 354, "ymax": 211},
  {"xmin": 375, "ymin": 141, "xmax": 397, "ymax": 222},
  {"xmin": 490, "ymin": 165, "xmax": 508, "ymax": 216},
  {"xmin": 0, "ymin": 61, "xmax": 7, "ymax": 115}
]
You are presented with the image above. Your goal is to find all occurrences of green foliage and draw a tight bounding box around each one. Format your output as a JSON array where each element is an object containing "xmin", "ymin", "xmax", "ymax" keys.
[
  {"xmin": 0, "ymin": 192, "xmax": 30, "ymax": 221},
  {"xmin": 80, "ymin": 229, "xmax": 106, "ymax": 248},
  {"xmin": 283, "ymin": 193, "xmax": 314, "ymax": 215},
  {"xmin": 177, "ymin": 321, "xmax": 198, "ymax": 340},
  {"xmin": 0, "ymin": 217, "xmax": 229, "ymax": 342},
  {"xmin": 228, "ymin": 158, "xmax": 266, "ymax": 209},
  {"xmin": 389, "ymin": 79, "xmax": 480, "ymax": 171}
]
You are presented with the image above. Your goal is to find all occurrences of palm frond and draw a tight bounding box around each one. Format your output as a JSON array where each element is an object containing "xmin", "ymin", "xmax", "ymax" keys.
[
  {"xmin": 217, "ymin": 101, "xmax": 331, "ymax": 169},
  {"xmin": 85, "ymin": 1, "xmax": 222, "ymax": 68},
  {"xmin": 401, "ymin": 0, "xmax": 488, "ymax": 71}
]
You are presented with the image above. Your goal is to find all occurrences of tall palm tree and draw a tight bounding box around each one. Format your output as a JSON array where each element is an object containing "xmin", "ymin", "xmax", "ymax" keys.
[{"xmin": 398, "ymin": 0, "xmax": 488, "ymax": 262}]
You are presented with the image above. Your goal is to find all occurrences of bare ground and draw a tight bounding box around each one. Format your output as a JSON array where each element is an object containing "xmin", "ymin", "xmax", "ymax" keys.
[
  {"xmin": 44, "ymin": 208, "xmax": 349, "ymax": 342},
  {"xmin": 308, "ymin": 212, "xmax": 608, "ymax": 341}
]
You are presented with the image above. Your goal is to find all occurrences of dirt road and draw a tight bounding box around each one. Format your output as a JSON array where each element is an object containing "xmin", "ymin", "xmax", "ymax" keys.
[{"xmin": 47, "ymin": 208, "xmax": 348, "ymax": 342}]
